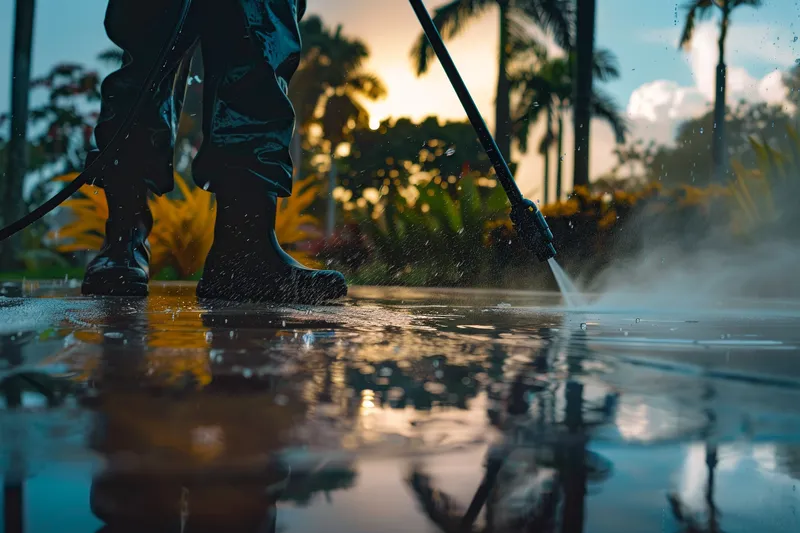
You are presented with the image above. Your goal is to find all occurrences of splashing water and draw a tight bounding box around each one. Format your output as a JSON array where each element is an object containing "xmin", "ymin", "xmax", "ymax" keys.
[{"xmin": 548, "ymin": 258, "xmax": 587, "ymax": 309}]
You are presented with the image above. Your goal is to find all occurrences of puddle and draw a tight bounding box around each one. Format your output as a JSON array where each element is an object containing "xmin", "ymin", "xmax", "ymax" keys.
[{"xmin": 2, "ymin": 284, "xmax": 800, "ymax": 532}]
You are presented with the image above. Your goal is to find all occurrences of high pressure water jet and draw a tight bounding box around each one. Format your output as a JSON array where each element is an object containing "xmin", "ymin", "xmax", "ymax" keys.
[{"xmin": 548, "ymin": 258, "xmax": 587, "ymax": 309}]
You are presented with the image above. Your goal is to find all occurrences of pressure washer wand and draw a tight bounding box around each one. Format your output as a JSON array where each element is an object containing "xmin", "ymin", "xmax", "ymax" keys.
[{"xmin": 408, "ymin": 0, "xmax": 556, "ymax": 262}]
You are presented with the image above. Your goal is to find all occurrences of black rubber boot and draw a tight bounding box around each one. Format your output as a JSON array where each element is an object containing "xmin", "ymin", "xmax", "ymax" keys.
[
  {"xmin": 196, "ymin": 188, "xmax": 347, "ymax": 305},
  {"xmin": 81, "ymin": 179, "xmax": 152, "ymax": 297}
]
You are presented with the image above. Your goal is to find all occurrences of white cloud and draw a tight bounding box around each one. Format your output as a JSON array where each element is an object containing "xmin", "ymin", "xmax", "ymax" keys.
[
  {"xmin": 628, "ymin": 80, "xmax": 708, "ymax": 123},
  {"xmin": 626, "ymin": 22, "xmax": 792, "ymax": 146}
]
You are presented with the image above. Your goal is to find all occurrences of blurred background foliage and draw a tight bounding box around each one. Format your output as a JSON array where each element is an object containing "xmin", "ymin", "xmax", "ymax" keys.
[{"xmin": 1, "ymin": 8, "xmax": 799, "ymax": 289}]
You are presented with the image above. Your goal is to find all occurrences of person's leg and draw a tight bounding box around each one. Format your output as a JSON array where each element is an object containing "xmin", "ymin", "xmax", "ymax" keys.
[
  {"xmin": 82, "ymin": 0, "xmax": 200, "ymax": 297},
  {"xmin": 194, "ymin": 0, "xmax": 346, "ymax": 304},
  {"xmin": 192, "ymin": 0, "xmax": 302, "ymax": 195}
]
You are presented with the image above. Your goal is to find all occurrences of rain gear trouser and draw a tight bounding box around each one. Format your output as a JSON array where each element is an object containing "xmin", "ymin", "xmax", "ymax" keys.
[{"xmin": 88, "ymin": 0, "xmax": 306, "ymax": 198}]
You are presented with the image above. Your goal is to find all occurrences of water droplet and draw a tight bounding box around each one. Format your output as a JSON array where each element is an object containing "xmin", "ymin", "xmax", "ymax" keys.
[
  {"xmin": 794, "ymin": 36, "xmax": 798, "ymax": 42},
  {"xmin": 623, "ymin": 331, "xmax": 629, "ymax": 336},
  {"xmin": 114, "ymin": 159, "xmax": 119, "ymax": 166},
  {"xmin": 699, "ymin": 127, "xmax": 704, "ymax": 134},
  {"xmin": 580, "ymin": 323, "xmax": 587, "ymax": 330},
  {"xmin": 635, "ymin": 318, "xmax": 641, "ymax": 323},
  {"xmin": 302, "ymin": 331, "xmax": 315, "ymax": 346},
  {"xmin": 205, "ymin": 331, "xmax": 213, "ymax": 343},
  {"xmin": 104, "ymin": 332, "xmax": 124, "ymax": 339},
  {"xmin": 242, "ymin": 368, "xmax": 253, "ymax": 379},
  {"xmin": 445, "ymin": 147, "xmax": 456, "ymax": 156}
]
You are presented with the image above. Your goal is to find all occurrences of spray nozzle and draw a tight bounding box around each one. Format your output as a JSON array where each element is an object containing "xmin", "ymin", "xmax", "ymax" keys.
[{"xmin": 509, "ymin": 199, "xmax": 557, "ymax": 262}]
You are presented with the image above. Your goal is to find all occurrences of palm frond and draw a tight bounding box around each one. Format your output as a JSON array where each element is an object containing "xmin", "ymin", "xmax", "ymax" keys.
[
  {"xmin": 410, "ymin": 0, "xmax": 493, "ymax": 76},
  {"xmin": 592, "ymin": 48, "xmax": 621, "ymax": 82},
  {"xmin": 97, "ymin": 47, "xmax": 125, "ymax": 67},
  {"xmin": 517, "ymin": 0, "xmax": 575, "ymax": 50},
  {"xmin": 344, "ymin": 72, "xmax": 388, "ymax": 100},
  {"xmin": 506, "ymin": 19, "xmax": 548, "ymax": 74},
  {"xmin": 591, "ymin": 87, "xmax": 629, "ymax": 144},
  {"xmin": 678, "ymin": 0, "xmax": 716, "ymax": 50},
  {"xmin": 407, "ymin": 469, "xmax": 464, "ymax": 533}
]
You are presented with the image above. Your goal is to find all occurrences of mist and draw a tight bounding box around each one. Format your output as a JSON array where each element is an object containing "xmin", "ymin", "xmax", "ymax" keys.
[{"xmin": 582, "ymin": 199, "xmax": 800, "ymax": 312}]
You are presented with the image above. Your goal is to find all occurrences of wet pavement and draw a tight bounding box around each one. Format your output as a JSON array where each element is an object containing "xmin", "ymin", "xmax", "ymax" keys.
[{"xmin": 1, "ymin": 282, "xmax": 800, "ymax": 533}]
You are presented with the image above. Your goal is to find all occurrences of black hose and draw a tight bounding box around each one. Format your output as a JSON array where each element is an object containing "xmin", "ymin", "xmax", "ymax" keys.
[{"xmin": 0, "ymin": 0, "xmax": 195, "ymax": 243}]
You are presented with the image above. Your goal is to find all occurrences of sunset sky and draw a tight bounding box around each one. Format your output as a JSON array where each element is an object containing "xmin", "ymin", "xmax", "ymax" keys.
[{"xmin": 1, "ymin": 0, "xmax": 797, "ymax": 197}]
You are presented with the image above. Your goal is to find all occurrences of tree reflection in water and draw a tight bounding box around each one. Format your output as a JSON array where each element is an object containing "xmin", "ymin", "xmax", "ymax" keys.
[
  {"xmin": 0, "ymin": 297, "xmax": 361, "ymax": 533},
  {"xmin": 667, "ymin": 385, "xmax": 721, "ymax": 533},
  {"xmin": 406, "ymin": 327, "xmax": 617, "ymax": 533}
]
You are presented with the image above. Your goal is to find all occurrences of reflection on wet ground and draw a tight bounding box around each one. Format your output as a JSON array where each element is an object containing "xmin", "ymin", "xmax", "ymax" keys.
[{"xmin": 1, "ymin": 282, "xmax": 800, "ymax": 532}]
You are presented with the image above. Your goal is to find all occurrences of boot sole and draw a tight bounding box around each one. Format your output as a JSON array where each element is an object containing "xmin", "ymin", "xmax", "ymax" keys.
[{"xmin": 81, "ymin": 280, "xmax": 149, "ymax": 297}]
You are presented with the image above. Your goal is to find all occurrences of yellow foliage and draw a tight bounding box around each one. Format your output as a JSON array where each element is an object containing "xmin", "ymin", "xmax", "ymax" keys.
[
  {"xmin": 148, "ymin": 173, "xmax": 216, "ymax": 278},
  {"xmin": 729, "ymin": 160, "xmax": 778, "ymax": 234},
  {"xmin": 726, "ymin": 129, "xmax": 798, "ymax": 236},
  {"xmin": 541, "ymin": 198, "xmax": 580, "ymax": 218},
  {"xmin": 49, "ymin": 174, "xmax": 323, "ymax": 277},
  {"xmin": 597, "ymin": 209, "xmax": 618, "ymax": 230}
]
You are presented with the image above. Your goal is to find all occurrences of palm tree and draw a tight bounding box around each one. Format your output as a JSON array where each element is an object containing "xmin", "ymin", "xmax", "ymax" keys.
[
  {"xmin": 288, "ymin": 16, "xmax": 386, "ymax": 238},
  {"xmin": 512, "ymin": 49, "xmax": 628, "ymax": 203},
  {"xmin": 572, "ymin": 0, "xmax": 596, "ymax": 189},
  {"xmin": 1, "ymin": 0, "xmax": 37, "ymax": 270},
  {"xmin": 679, "ymin": 0, "xmax": 763, "ymax": 184},
  {"xmin": 410, "ymin": 0, "xmax": 573, "ymax": 165}
]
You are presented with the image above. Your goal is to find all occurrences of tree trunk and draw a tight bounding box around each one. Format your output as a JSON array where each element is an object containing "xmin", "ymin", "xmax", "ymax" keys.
[
  {"xmin": 706, "ymin": 443, "xmax": 719, "ymax": 530},
  {"xmin": 3, "ymin": 481, "xmax": 23, "ymax": 533},
  {"xmin": 556, "ymin": 109, "xmax": 564, "ymax": 200},
  {"xmin": 712, "ymin": 8, "xmax": 729, "ymax": 184},
  {"xmin": 494, "ymin": 0, "xmax": 512, "ymax": 164},
  {"xmin": 572, "ymin": 0, "xmax": 596, "ymax": 189},
  {"xmin": 326, "ymin": 155, "xmax": 337, "ymax": 239},
  {"xmin": 542, "ymin": 108, "xmax": 552, "ymax": 204},
  {"xmin": 290, "ymin": 130, "xmax": 302, "ymax": 181},
  {"xmin": 1, "ymin": 0, "xmax": 37, "ymax": 271},
  {"xmin": 561, "ymin": 381, "xmax": 587, "ymax": 533}
]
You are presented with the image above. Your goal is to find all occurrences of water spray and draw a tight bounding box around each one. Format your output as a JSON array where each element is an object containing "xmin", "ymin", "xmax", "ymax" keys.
[{"xmin": 408, "ymin": 0, "xmax": 557, "ymax": 263}]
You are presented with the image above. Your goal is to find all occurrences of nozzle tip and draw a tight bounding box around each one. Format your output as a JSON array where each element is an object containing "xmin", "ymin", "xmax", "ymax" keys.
[{"xmin": 537, "ymin": 243, "xmax": 557, "ymax": 262}]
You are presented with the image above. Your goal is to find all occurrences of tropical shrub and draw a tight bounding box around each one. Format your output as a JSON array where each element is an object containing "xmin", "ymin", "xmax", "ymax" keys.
[
  {"xmin": 328, "ymin": 173, "xmax": 511, "ymax": 286},
  {"xmin": 49, "ymin": 174, "xmax": 323, "ymax": 278},
  {"xmin": 729, "ymin": 125, "xmax": 800, "ymax": 239}
]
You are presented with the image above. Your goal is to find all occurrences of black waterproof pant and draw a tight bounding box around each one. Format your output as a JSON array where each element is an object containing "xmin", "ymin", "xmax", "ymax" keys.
[{"xmin": 89, "ymin": 0, "xmax": 306, "ymax": 198}]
